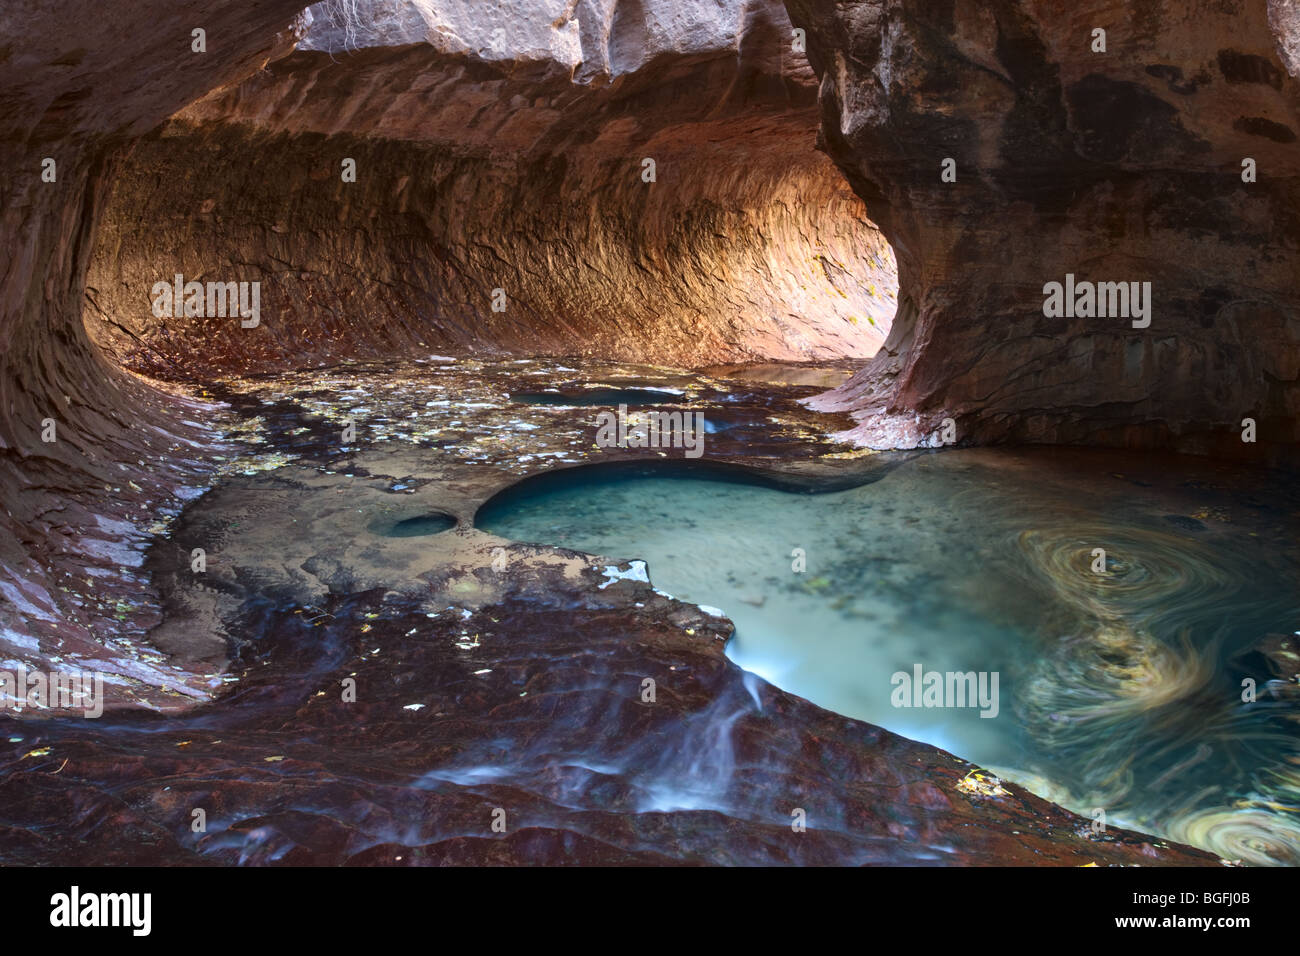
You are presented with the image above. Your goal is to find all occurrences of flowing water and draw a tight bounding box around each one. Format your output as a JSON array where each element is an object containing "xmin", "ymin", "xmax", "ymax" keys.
[
  {"xmin": 7, "ymin": 358, "xmax": 1291, "ymax": 864},
  {"xmin": 478, "ymin": 448, "xmax": 1300, "ymax": 863}
]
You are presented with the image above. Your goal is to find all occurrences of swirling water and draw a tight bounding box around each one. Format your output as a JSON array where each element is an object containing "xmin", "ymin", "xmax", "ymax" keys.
[{"xmin": 478, "ymin": 447, "xmax": 1300, "ymax": 863}]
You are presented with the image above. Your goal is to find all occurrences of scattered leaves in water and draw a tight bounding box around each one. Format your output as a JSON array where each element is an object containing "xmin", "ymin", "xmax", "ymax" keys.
[{"xmin": 957, "ymin": 769, "xmax": 1009, "ymax": 798}]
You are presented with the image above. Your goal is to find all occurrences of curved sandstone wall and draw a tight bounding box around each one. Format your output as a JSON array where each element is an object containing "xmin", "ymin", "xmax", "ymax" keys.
[
  {"xmin": 0, "ymin": 0, "xmax": 307, "ymax": 702},
  {"xmin": 787, "ymin": 0, "xmax": 1300, "ymax": 463},
  {"xmin": 83, "ymin": 0, "xmax": 895, "ymax": 377},
  {"xmin": 0, "ymin": 0, "xmax": 895, "ymax": 704}
]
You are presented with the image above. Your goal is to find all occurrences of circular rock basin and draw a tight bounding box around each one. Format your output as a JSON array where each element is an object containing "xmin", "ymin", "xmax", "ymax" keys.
[
  {"xmin": 369, "ymin": 512, "xmax": 457, "ymax": 537},
  {"xmin": 476, "ymin": 451, "xmax": 1300, "ymax": 864}
]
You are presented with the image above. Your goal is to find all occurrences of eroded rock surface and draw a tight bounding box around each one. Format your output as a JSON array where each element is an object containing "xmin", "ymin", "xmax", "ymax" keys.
[
  {"xmin": 0, "ymin": 356, "xmax": 1217, "ymax": 865},
  {"xmin": 787, "ymin": 0, "xmax": 1300, "ymax": 465},
  {"xmin": 0, "ymin": 0, "xmax": 895, "ymax": 708},
  {"xmin": 0, "ymin": 0, "xmax": 1294, "ymax": 867},
  {"xmin": 85, "ymin": 0, "xmax": 896, "ymax": 377},
  {"xmin": 0, "ymin": 584, "xmax": 1220, "ymax": 865},
  {"xmin": 0, "ymin": 0, "xmax": 307, "ymax": 704}
]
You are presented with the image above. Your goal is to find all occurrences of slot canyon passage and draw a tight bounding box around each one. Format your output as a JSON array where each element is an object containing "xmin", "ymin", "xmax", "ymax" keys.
[{"xmin": 1, "ymin": 0, "xmax": 1299, "ymax": 869}]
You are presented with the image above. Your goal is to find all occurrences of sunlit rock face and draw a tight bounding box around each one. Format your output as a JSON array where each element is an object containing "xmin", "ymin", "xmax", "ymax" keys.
[
  {"xmin": 84, "ymin": 0, "xmax": 896, "ymax": 378},
  {"xmin": 787, "ymin": 0, "xmax": 1300, "ymax": 464},
  {"xmin": 0, "ymin": 1, "xmax": 307, "ymax": 706}
]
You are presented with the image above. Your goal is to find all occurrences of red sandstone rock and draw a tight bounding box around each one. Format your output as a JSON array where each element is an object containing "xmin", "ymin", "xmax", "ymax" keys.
[
  {"xmin": 0, "ymin": 0, "xmax": 1291, "ymax": 867},
  {"xmin": 786, "ymin": 0, "xmax": 1300, "ymax": 466}
]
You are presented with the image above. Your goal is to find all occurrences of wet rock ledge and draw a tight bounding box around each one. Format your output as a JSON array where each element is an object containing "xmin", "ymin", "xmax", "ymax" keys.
[{"xmin": 1, "ymin": 359, "xmax": 1220, "ymax": 866}]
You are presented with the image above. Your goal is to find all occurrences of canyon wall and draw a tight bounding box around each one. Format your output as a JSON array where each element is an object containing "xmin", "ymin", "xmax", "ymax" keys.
[
  {"xmin": 0, "ymin": 1, "xmax": 306, "ymax": 701},
  {"xmin": 787, "ymin": 0, "xmax": 1300, "ymax": 463},
  {"xmin": 84, "ymin": 0, "xmax": 895, "ymax": 378}
]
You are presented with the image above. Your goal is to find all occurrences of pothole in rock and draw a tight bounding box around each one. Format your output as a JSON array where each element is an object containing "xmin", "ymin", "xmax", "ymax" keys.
[{"xmin": 368, "ymin": 512, "xmax": 457, "ymax": 537}]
